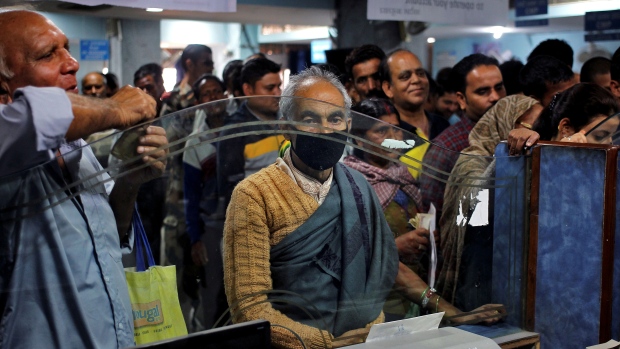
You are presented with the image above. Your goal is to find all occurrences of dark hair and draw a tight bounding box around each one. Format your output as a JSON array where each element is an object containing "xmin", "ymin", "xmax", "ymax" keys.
[
  {"xmin": 180, "ymin": 44, "xmax": 212, "ymax": 71},
  {"xmin": 344, "ymin": 44, "xmax": 386, "ymax": 79},
  {"xmin": 240, "ymin": 57, "xmax": 281, "ymax": 87},
  {"xmin": 193, "ymin": 74, "xmax": 225, "ymax": 99},
  {"xmin": 316, "ymin": 63, "xmax": 347, "ymax": 85},
  {"xmin": 350, "ymin": 98, "xmax": 401, "ymax": 158},
  {"xmin": 223, "ymin": 59, "xmax": 243, "ymax": 95},
  {"xmin": 533, "ymin": 83, "xmax": 619, "ymax": 140},
  {"xmin": 134, "ymin": 63, "xmax": 163, "ymax": 85},
  {"xmin": 527, "ymin": 39, "xmax": 574, "ymax": 68},
  {"xmin": 611, "ymin": 47, "xmax": 620, "ymax": 82},
  {"xmin": 499, "ymin": 59, "xmax": 524, "ymax": 95},
  {"xmin": 427, "ymin": 71, "xmax": 438, "ymax": 97},
  {"xmin": 520, "ymin": 55, "xmax": 574, "ymax": 100},
  {"xmin": 351, "ymin": 98, "xmax": 400, "ymax": 136},
  {"xmin": 104, "ymin": 73, "xmax": 119, "ymax": 92},
  {"xmin": 448, "ymin": 53, "xmax": 500, "ymax": 94},
  {"xmin": 380, "ymin": 49, "xmax": 410, "ymax": 84},
  {"xmin": 435, "ymin": 67, "xmax": 455, "ymax": 96},
  {"xmin": 580, "ymin": 57, "xmax": 611, "ymax": 83}
]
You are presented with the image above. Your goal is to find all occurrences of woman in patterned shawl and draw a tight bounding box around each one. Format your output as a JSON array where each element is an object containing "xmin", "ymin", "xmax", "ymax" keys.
[{"xmin": 343, "ymin": 99, "xmax": 502, "ymax": 323}]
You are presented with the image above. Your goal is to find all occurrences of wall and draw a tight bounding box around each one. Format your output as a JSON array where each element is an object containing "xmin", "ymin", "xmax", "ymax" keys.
[
  {"xmin": 432, "ymin": 30, "xmax": 620, "ymax": 77},
  {"xmin": 120, "ymin": 19, "xmax": 161, "ymax": 86}
]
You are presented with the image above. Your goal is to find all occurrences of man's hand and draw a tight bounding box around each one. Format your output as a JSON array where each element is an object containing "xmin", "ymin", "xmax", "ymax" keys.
[
  {"xmin": 191, "ymin": 241, "xmax": 209, "ymax": 266},
  {"xmin": 395, "ymin": 228, "xmax": 431, "ymax": 259},
  {"xmin": 508, "ymin": 128, "xmax": 540, "ymax": 155},
  {"xmin": 110, "ymin": 85, "xmax": 157, "ymax": 129},
  {"xmin": 332, "ymin": 328, "xmax": 369, "ymax": 348},
  {"xmin": 121, "ymin": 126, "xmax": 168, "ymax": 186}
]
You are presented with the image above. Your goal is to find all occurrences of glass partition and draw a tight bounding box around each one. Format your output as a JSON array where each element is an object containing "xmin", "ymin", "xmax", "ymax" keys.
[{"xmin": 0, "ymin": 96, "xmax": 530, "ymax": 347}]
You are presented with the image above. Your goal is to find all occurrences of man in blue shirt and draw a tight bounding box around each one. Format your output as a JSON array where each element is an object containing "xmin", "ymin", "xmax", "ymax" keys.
[{"xmin": 0, "ymin": 9, "xmax": 167, "ymax": 349}]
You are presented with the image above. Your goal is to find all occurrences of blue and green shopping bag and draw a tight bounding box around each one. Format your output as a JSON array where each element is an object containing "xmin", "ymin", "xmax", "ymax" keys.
[{"xmin": 125, "ymin": 208, "xmax": 188, "ymax": 344}]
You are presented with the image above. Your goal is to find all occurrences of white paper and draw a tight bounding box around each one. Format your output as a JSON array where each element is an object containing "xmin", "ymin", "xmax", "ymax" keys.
[
  {"xmin": 469, "ymin": 189, "xmax": 489, "ymax": 227},
  {"xmin": 417, "ymin": 204, "xmax": 437, "ymax": 288},
  {"xmin": 367, "ymin": 0, "xmax": 508, "ymax": 26},
  {"xmin": 587, "ymin": 340, "xmax": 620, "ymax": 349},
  {"xmin": 366, "ymin": 312, "xmax": 444, "ymax": 343},
  {"xmin": 65, "ymin": 0, "xmax": 236, "ymax": 12}
]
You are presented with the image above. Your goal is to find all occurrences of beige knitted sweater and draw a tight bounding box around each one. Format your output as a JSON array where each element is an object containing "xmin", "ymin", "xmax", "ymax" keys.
[{"xmin": 223, "ymin": 164, "xmax": 383, "ymax": 349}]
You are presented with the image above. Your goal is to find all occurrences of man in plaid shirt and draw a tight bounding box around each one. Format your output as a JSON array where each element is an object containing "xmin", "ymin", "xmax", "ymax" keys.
[{"xmin": 419, "ymin": 54, "xmax": 505, "ymax": 214}]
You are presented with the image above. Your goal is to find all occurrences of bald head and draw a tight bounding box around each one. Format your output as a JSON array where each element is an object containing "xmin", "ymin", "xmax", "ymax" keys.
[
  {"xmin": 0, "ymin": 10, "xmax": 79, "ymax": 94},
  {"xmin": 380, "ymin": 50, "xmax": 429, "ymax": 111},
  {"xmin": 82, "ymin": 72, "xmax": 107, "ymax": 98}
]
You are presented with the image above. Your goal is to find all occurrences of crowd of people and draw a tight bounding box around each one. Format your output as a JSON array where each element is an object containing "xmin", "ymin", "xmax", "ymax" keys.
[{"xmin": 0, "ymin": 7, "xmax": 620, "ymax": 349}]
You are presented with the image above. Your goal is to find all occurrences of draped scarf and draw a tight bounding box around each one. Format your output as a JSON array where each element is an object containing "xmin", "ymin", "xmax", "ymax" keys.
[
  {"xmin": 343, "ymin": 155, "xmax": 423, "ymax": 211},
  {"xmin": 269, "ymin": 163, "xmax": 398, "ymax": 336}
]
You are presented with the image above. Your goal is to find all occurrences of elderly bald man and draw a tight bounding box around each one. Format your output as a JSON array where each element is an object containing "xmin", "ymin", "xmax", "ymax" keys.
[{"xmin": 0, "ymin": 9, "xmax": 168, "ymax": 348}]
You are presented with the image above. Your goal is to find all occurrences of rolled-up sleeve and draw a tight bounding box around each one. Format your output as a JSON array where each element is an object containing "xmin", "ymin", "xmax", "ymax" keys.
[{"xmin": 0, "ymin": 86, "xmax": 73, "ymax": 177}]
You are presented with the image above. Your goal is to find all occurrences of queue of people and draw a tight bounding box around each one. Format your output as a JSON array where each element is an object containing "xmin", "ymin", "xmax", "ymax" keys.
[{"xmin": 1, "ymin": 7, "xmax": 620, "ymax": 349}]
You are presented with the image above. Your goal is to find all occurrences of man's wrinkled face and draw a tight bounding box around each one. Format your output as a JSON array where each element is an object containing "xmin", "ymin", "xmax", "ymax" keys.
[
  {"xmin": 135, "ymin": 74, "xmax": 165, "ymax": 101},
  {"xmin": 382, "ymin": 51, "xmax": 429, "ymax": 110},
  {"xmin": 244, "ymin": 72, "xmax": 282, "ymax": 118},
  {"xmin": 351, "ymin": 58, "xmax": 381, "ymax": 100},
  {"xmin": 458, "ymin": 65, "xmax": 505, "ymax": 121},
  {"xmin": 82, "ymin": 73, "xmax": 107, "ymax": 98},
  {"xmin": 0, "ymin": 11, "xmax": 79, "ymax": 94},
  {"xmin": 435, "ymin": 92, "xmax": 459, "ymax": 118},
  {"xmin": 198, "ymin": 79, "xmax": 226, "ymax": 104}
]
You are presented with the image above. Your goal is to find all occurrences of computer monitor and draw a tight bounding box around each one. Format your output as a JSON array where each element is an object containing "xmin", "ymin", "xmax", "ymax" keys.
[{"xmin": 129, "ymin": 319, "xmax": 271, "ymax": 349}]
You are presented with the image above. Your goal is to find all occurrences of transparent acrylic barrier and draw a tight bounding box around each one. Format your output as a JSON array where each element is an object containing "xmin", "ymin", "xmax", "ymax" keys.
[
  {"xmin": 0, "ymin": 96, "xmax": 529, "ymax": 347},
  {"xmin": 585, "ymin": 111, "xmax": 620, "ymax": 145}
]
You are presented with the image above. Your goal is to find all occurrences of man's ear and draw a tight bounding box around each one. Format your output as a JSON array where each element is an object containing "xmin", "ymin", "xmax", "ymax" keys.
[
  {"xmin": 242, "ymin": 82, "xmax": 253, "ymax": 97},
  {"xmin": 382, "ymin": 81, "xmax": 393, "ymax": 99},
  {"xmin": 456, "ymin": 91, "xmax": 467, "ymax": 111},
  {"xmin": 610, "ymin": 80, "xmax": 620, "ymax": 100}
]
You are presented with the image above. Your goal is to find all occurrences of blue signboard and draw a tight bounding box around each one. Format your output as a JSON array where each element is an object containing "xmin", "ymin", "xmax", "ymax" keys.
[
  {"xmin": 585, "ymin": 10, "xmax": 620, "ymax": 32},
  {"xmin": 516, "ymin": 19, "xmax": 549, "ymax": 27},
  {"xmin": 515, "ymin": 0, "xmax": 548, "ymax": 17},
  {"xmin": 585, "ymin": 33, "xmax": 620, "ymax": 42},
  {"xmin": 80, "ymin": 40, "xmax": 109, "ymax": 60}
]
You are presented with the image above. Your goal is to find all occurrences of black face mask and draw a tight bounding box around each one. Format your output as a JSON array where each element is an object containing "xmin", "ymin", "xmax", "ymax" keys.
[{"xmin": 291, "ymin": 131, "xmax": 348, "ymax": 171}]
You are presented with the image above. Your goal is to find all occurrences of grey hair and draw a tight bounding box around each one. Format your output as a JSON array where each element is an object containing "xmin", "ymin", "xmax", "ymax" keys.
[
  {"xmin": 280, "ymin": 66, "xmax": 352, "ymax": 121},
  {"xmin": 0, "ymin": 5, "xmax": 37, "ymax": 81}
]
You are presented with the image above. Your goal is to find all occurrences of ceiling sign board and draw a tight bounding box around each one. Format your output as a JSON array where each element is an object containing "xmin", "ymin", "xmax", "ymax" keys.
[
  {"xmin": 515, "ymin": 0, "xmax": 547, "ymax": 17},
  {"xmin": 67, "ymin": 0, "xmax": 236, "ymax": 12},
  {"xmin": 367, "ymin": 0, "xmax": 508, "ymax": 26},
  {"xmin": 585, "ymin": 10, "xmax": 620, "ymax": 42}
]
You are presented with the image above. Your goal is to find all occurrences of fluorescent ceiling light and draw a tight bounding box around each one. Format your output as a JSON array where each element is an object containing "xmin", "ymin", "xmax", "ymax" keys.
[{"xmin": 146, "ymin": 8, "xmax": 163, "ymax": 12}]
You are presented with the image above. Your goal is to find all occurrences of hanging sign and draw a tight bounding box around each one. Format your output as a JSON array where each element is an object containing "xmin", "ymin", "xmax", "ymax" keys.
[
  {"xmin": 585, "ymin": 10, "xmax": 620, "ymax": 42},
  {"xmin": 65, "ymin": 0, "xmax": 235, "ymax": 12},
  {"xmin": 367, "ymin": 0, "xmax": 509, "ymax": 26},
  {"xmin": 515, "ymin": 0, "xmax": 547, "ymax": 17},
  {"xmin": 80, "ymin": 40, "xmax": 109, "ymax": 60}
]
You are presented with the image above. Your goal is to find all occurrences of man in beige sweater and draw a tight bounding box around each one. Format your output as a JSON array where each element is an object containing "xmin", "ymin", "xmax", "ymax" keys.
[{"xmin": 223, "ymin": 66, "xmax": 399, "ymax": 349}]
